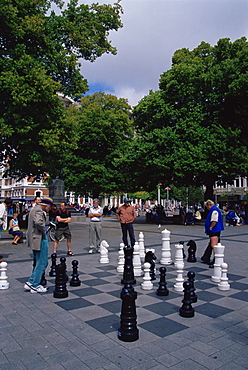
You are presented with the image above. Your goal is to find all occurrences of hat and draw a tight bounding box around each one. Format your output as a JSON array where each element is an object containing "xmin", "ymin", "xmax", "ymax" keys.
[
  {"xmin": 123, "ymin": 197, "xmax": 131, "ymax": 203},
  {"xmin": 40, "ymin": 196, "xmax": 53, "ymax": 206}
]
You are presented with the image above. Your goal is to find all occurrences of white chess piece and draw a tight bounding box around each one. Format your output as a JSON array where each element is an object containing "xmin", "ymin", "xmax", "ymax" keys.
[
  {"xmin": 141, "ymin": 262, "xmax": 153, "ymax": 290},
  {"xmin": 133, "ymin": 242, "xmax": 143, "ymax": 276},
  {"xmin": 174, "ymin": 243, "xmax": 184, "ymax": 269},
  {"xmin": 160, "ymin": 228, "xmax": 172, "ymax": 265},
  {"xmin": 99, "ymin": 240, "xmax": 109, "ymax": 264},
  {"xmin": 173, "ymin": 262, "xmax": 184, "ymax": 292},
  {"xmin": 218, "ymin": 262, "xmax": 230, "ymax": 291},
  {"xmin": 211, "ymin": 243, "xmax": 225, "ymax": 283},
  {"xmin": 117, "ymin": 243, "xmax": 125, "ymax": 273},
  {"xmin": 0, "ymin": 261, "xmax": 9, "ymax": 289},
  {"xmin": 138, "ymin": 232, "xmax": 145, "ymax": 261}
]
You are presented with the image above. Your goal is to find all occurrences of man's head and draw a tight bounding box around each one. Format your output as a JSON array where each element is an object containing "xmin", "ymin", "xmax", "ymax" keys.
[
  {"xmin": 40, "ymin": 197, "xmax": 53, "ymax": 212},
  {"xmin": 93, "ymin": 198, "xmax": 100, "ymax": 208},
  {"xmin": 4, "ymin": 197, "xmax": 12, "ymax": 208},
  {"xmin": 123, "ymin": 197, "xmax": 131, "ymax": 205},
  {"xmin": 60, "ymin": 202, "xmax": 66, "ymax": 211},
  {"xmin": 34, "ymin": 196, "xmax": 41, "ymax": 205},
  {"xmin": 204, "ymin": 199, "xmax": 215, "ymax": 210}
]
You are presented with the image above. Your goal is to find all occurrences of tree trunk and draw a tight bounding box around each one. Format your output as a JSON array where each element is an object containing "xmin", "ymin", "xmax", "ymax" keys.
[{"xmin": 204, "ymin": 180, "xmax": 214, "ymax": 201}]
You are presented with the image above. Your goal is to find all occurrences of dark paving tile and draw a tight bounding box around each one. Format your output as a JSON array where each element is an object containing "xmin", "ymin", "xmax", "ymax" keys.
[
  {"xmin": 229, "ymin": 282, "xmax": 248, "ymax": 290},
  {"xmin": 147, "ymin": 290, "xmax": 179, "ymax": 299},
  {"xmin": 71, "ymin": 287, "xmax": 102, "ymax": 297},
  {"xmin": 99, "ymin": 300, "xmax": 121, "ymax": 314},
  {"xmin": 197, "ymin": 291, "xmax": 223, "ymax": 302},
  {"xmin": 82, "ymin": 278, "xmax": 110, "ymax": 286},
  {"xmin": 55, "ymin": 298, "xmax": 93, "ymax": 311},
  {"xmin": 90, "ymin": 271, "xmax": 116, "ymax": 278},
  {"xmin": 228, "ymin": 274, "xmax": 247, "ymax": 281},
  {"xmin": 97, "ymin": 265, "xmax": 117, "ymax": 271},
  {"xmin": 139, "ymin": 317, "xmax": 189, "ymax": 337},
  {"xmin": 86, "ymin": 314, "xmax": 119, "ymax": 334},
  {"xmin": 196, "ymin": 273, "xmax": 213, "ymax": 280},
  {"xmin": 195, "ymin": 303, "xmax": 233, "ymax": 318},
  {"xmin": 107, "ymin": 289, "xmax": 122, "ymax": 299},
  {"xmin": 194, "ymin": 281, "xmax": 215, "ymax": 290},
  {"xmin": 229, "ymin": 291, "xmax": 248, "ymax": 301},
  {"xmin": 143, "ymin": 301, "xmax": 178, "ymax": 316}
]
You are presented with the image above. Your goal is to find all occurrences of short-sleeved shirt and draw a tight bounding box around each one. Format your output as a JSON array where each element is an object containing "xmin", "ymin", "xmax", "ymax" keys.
[{"xmin": 55, "ymin": 209, "xmax": 71, "ymax": 228}]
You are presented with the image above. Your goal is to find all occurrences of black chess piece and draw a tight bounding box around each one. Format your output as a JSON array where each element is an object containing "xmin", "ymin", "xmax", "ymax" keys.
[
  {"xmin": 121, "ymin": 246, "xmax": 136, "ymax": 285},
  {"xmin": 118, "ymin": 282, "xmax": 139, "ymax": 342},
  {"xmin": 49, "ymin": 253, "xmax": 57, "ymax": 277},
  {"xmin": 70, "ymin": 260, "xmax": 81, "ymax": 287},
  {"xmin": 179, "ymin": 281, "xmax": 194, "ymax": 318},
  {"xmin": 187, "ymin": 271, "xmax": 197, "ymax": 303},
  {"xmin": 156, "ymin": 267, "xmax": 169, "ymax": 296},
  {"xmin": 179, "ymin": 241, "xmax": 186, "ymax": 259},
  {"xmin": 53, "ymin": 263, "xmax": 68, "ymax": 298},
  {"xmin": 186, "ymin": 240, "xmax": 197, "ymax": 262},
  {"xmin": 60, "ymin": 257, "xmax": 68, "ymax": 282},
  {"xmin": 145, "ymin": 250, "xmax": 157, "ymax": 280}
]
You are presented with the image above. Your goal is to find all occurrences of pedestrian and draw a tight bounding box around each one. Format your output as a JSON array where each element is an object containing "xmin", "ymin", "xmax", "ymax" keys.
[
  {"xmin": 88, "ymin": 198, "xmax": 103, "ymax": 253},
  {"xmin": 0, "ymin": 197, "xmax": 12, "ymax": 240},
  {"xmin": 116, "ymin": 198, "xmax": 136, "ymax": 247},
  {"xmin": 53, "ymin": 202, "xmax": 74, "ymax": 256},
  {"xmin": 24, "ymin": 197, "xmax": 53, "ymax": 293},
  {"xmin": 8, "ymin": 213, "xmax": 24, "ymax": 244},
  {"xmin": 201, "ymin": 199, "xmax": 224, "ymax": 267}
]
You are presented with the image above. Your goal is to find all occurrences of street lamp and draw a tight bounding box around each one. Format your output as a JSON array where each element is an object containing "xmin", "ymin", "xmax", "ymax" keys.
[
  {"xmin": 165, "ymin": 187, "xmax": 171, "ymax": 209},
  {"xmin": 158, "ymin": 183, "xmax": 162, "ymax": 205}
]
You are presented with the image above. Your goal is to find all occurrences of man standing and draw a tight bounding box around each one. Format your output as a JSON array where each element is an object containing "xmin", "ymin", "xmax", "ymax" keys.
[
  {"xmin": 0, "ymin": 198, "xmax": 12, "ymax": 240},
  {"xmin": 24, "ymin": 197, "xmax": 53, "ymax": 293},
  {"xmin": 116, "ymin": 198, "xmax": 137, "ymax": 247},
  {"xmin": 53, "ymin": 202, "xmax": 74, "ymax": 256},
  {"xmin": 201, "ymin": 199, "xmax": 224, "ymax": 267},
  {"xmin": 88, "ymin": 198, "xmax": 103, "ymax": 253}
]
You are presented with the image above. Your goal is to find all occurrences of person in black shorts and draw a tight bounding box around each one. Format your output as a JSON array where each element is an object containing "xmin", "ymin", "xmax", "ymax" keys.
[{"xmin": 53, "ymin": 202, "xmax": 74, "ymax": 256}]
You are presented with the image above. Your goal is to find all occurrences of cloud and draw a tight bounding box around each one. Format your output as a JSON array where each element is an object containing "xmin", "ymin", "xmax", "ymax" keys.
[{"xmin": 80, "ymin": 0, "xmax": 248, "ymax": 106}]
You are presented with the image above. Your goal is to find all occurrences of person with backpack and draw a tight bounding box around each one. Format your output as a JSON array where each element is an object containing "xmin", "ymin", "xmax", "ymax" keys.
[{"xmin": 53, "ymin": 202, "xmax": 74, "ymax": 256}]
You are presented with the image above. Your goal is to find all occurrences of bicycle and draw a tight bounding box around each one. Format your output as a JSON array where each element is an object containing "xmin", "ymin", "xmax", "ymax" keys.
[{"xmin": 46, "ymin": 221, "xmax": 65, "ymax": 242}]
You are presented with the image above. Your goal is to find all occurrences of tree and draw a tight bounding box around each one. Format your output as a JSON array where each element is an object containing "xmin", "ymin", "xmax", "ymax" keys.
[
  {"xmin": 132, "ymin": 37, "xmax": 248, "ymax": 199},
  {"xmin": 0, "ymin": 0, "xmax": 123, "ymax": 177},
  {"xmin": 62, "ymin": 92, "xmax": 134, "ymax": 198}
]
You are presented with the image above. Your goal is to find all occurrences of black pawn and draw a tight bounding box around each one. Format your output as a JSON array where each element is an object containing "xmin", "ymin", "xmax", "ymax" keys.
[
  {"xmin": 187, "ymin": 271, "xmax": 197, "ymax": 303},
  {"xmin": 49, "ymin": 253, "xmax": 57, "ymax": 277},
  {"xmin": 60, "ymin": 257, "xmax": 68, "ymax": 282},
  {"xmin": 187, "ymin": 247, "xmax": 197, "ymax": 263},
  {"xmin": 179, "ymin": 281, "xmax": 194, "ymax": 318},
  {"xmin": 118, "ymin": 282, "xmax": 139, "ymax": 342},
  {"xmin": 70, "ymin": 260, "xmax": 81, "ymax": 287},
  {"xmin": 121, "ymin": 246, "xmax": 136, "ymax": 285},
  {"xmin": 53, "ymin": 263, "xmax": 68, "ymax": 298},
  {"xmin": 156, "ymin": 267, "xmax": 169, "ymax": 296}
]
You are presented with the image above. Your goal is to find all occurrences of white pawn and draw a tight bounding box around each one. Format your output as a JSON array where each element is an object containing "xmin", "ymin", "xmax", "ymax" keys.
[
  {"xmin": 99, "ymin": 240, "xmax": 109, "ymax": 264},
  {"xmin": 0, "ymin": 261, "xmax": 9, "ymax": 289},
  {"xmin": 117, "ymin": 243, "xmax": 125, "ymax": 273},
  {"xmin": 141, "ymin": 262, "xmax": 153, "ymax": 290},
  {"xmin": 138, "ymin": 232, "xmax": 145, "ymax": 261},
  {"xmin": 173, "ymin": 262, "xmax": 184, "ymax": 292},
  {"xmin": 133, "ymin": 242, "xmax": 143, "ymax": 277},
  {"xmin": 218, "ymin": 263, "xmax": 230, "ymax": 291}
]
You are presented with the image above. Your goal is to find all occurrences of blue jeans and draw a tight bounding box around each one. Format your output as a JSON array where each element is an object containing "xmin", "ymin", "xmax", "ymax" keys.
[
  {"xmin": 121, "ymin": 223, "xmax": 135, "ymax": 247},
  {"xmin": 0, "ymin": 225, "xmax": 2, "ymax": 240},
  {"xmin": 28, "ymin": 235, "xmax": 48, "ymax": 287}
]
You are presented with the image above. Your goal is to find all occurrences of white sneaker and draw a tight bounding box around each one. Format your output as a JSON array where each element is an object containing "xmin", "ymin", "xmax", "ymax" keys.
[
  {"xmin": 88, "ymin": 249, "xmax": 94, "ymax": 254},
  {"xmin": 30, "ymin": 285, "xmax": 49, "ymax": 294},
  {"xmin": 24, "ymin": 282, "xmax": 32, "ymax": 291},
  {"xmin": 158, "ymin": 224, "xmax": 161, "ymax": 229}
]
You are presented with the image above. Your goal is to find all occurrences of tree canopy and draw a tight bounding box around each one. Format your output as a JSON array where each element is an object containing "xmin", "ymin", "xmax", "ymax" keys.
[
  {"xmin": 0, "ymin": 0, "xmax": 123, "ymax": 178},
  {"xmin": 62, "ymin": 92, "xmax": 134, "ymax": 198},
  {"xmin": 132, "ymin": 37, "xmax": 248, "ymax": 199}
]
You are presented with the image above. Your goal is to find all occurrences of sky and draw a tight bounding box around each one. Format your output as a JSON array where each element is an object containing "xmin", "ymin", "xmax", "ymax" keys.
[{"xmin": 78, "ymin": 0, "xmax": 248, "ymax": 106}]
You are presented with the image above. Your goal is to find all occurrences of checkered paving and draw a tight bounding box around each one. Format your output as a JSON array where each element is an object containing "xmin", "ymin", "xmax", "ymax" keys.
[{"xmin": 18, "ymin": 259, "xmax": 248, "ymax": 339}]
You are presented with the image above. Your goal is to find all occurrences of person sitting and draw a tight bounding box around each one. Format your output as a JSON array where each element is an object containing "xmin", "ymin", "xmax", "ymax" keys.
[
  {"xmin": 226, "ymin": 207, "xmax": 237, "ymax": 226},
  {"xmin": 9, "ymin": 213, "xmax": 24, "ymax": 244}
]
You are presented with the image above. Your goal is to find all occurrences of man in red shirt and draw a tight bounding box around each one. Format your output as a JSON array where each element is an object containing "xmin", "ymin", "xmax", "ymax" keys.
[{"xmin": 116, "ymin": 198, "xmax": 136, "ymax": 247}]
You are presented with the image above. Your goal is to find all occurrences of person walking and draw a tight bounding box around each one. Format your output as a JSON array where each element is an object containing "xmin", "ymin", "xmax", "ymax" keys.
[
  {"xmin": 24, "ymin": 197, "xmax": 53, "ymax": 293},
  {"xmin": 116, "ymin": 198, "xmax": 136, "ymax": 247},
  {"xmin": 88, "ymin": 199, "xmax": 103, "ymax": 253},
  {"xmin": 201, "ymin": 199, "xmax": 224, "ymax": 267},
  {"xmin": 0, "ymin": 197, "xmax": 12, "ymax": 240},
  {"xmin": 53, "ymin": 202, "xmax": 74, "ymax": 256}
]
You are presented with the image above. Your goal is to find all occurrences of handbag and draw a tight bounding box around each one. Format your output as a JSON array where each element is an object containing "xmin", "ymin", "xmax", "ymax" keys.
[{"xmin": 13, "ymin": 226, "xmax": 20, "ymax": 231}]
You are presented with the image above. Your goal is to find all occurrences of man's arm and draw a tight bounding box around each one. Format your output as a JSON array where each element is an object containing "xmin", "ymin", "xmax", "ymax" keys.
[{"xmin": 33, "ymin": 209, "xmax": 46, "ymax": 234}]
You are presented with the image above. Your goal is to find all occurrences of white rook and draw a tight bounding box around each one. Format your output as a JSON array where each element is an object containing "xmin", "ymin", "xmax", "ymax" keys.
[
  {"xmin": 218, "ymin": 262, "xmax": 230, "ymax": 291},
  {"xmin": 160, "ymin": 229, "xmax": 172, "ymax": 265},
  {"xmin": 211, "ymin": 243, "xmax": 225, "ymax": 283},
  {"xmin": 138, "ymin": 232, "xmax": 145, "ymax": 261},
  {"xmin": 0, "ymin": 261, "xmax": 9, "ymax": 290},
  {"xmin": 174, "ymin": 243, "xmax": 184, "ymax": 269}
]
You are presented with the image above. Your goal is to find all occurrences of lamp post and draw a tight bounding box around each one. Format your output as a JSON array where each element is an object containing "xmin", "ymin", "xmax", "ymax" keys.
[
  {"xmin": 158, "ymin": 183, "xmax": 162, "ymax": 205},
  {"xmin": 165, "ymin": 187, "xmax": 171, "ymax": 209}
]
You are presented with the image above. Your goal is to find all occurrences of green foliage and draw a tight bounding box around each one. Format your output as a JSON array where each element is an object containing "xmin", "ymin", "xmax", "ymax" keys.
[
  {"xmin": 0, "ymin": 0, "xmax": 123, "ymax": 177},
  {"xmin": 132, "ymin": 37, "xmax": 248, "ymax": 199},
  {"xmin": 61, "ymin": 92, "xmax": 134, "ymax": 197}
]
